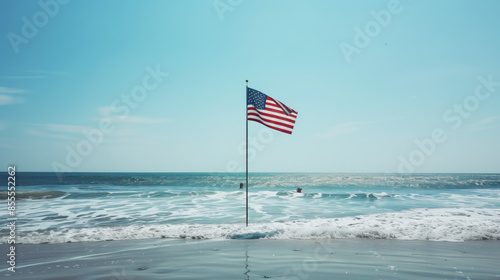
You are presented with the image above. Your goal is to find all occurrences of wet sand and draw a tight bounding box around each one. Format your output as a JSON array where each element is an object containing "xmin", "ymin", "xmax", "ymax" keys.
[{"xmin": 2, "ymin": 239, "xmax": 500, "ymax": 279}]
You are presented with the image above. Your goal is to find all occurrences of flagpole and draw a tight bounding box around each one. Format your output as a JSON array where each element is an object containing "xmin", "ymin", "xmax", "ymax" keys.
[{"xmin": 245, "ymin": 79, "xmax": 249, "ymax": 227}]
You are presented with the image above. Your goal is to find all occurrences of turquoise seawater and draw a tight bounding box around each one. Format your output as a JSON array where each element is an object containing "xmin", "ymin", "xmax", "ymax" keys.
[{"xmin": 2, "ymin": 173, "xmax": 499, "ymax": 243}]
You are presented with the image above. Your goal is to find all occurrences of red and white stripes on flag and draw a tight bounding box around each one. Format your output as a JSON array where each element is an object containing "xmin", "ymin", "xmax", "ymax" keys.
[{"xmin": 247, "ymin": 87, "xmax": 298, "ymax": 134}]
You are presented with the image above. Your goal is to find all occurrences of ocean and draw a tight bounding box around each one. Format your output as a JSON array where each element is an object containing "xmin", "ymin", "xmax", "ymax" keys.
[{"xmin": 3, "ymin": 172, "xmax": 500, "ymax": 244}]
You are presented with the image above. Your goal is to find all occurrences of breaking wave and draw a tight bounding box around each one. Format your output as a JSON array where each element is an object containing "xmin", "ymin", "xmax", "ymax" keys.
[
  {"xmin": 0, "ymin": 190, "xmax": 67, "ymax": 200},
  {"xmin": 13, "ymin": 208, "xmax": 500, "ymax": 244}
]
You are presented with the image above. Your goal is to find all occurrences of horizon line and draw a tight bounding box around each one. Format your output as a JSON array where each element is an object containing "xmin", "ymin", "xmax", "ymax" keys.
[{"xmin": 6, "ymin": 171, "xmax": 500, "ymax": 175}]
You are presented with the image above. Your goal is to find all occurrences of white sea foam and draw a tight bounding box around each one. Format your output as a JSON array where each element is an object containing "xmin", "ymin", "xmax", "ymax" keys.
[
  {"xmin": 7, "ymin": 173, "xmax": 500, "ymax": 246},
  {"xmin": 9, "ymin": 187, "xmax": 500, "ymax": 235},
  {"xmin": 15, "ymin": 208, "xmax": 500, "ymax": 244}
]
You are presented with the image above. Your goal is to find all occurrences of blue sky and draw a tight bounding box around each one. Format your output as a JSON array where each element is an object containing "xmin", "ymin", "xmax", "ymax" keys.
[{"xmin": 1, "ymin": 0, "xmax": 499, "ymax": 173}]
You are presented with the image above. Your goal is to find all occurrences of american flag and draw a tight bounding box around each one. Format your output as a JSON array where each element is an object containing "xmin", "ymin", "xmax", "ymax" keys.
[{"xmin": 247, "ymin": 87, "xmax": 298, "ymax": 134}]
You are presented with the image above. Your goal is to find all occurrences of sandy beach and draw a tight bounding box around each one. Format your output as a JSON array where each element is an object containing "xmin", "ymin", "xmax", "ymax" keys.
[{"xmin": 2, "ymin": 238, "xmax": 500, "ymax": 279}]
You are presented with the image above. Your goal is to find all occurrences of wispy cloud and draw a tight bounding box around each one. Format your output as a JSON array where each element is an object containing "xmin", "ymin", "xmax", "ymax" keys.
[
  {"xmin": 112, "ymin": 115, "xmax": 168, "ymax": 124},
  {"xmin": 317, "ymin": 117, "xmax": 402, "ymax": 138},
  {"xmin": 0, "ymin": 70, "xmax": 71, "ymax": 80},
  {"xmin": 476, "ymin": 116, "xmax": 500, "ymax": 126},
  {"xmin": 25, "ymin": 105, "xmax": 169, "ymax": 141},
  {"xmin": 0, "ymin": 86, "xmax": 28, "ymax": 105},
  {"xmin": 0, "ymin": 87, "xmax": 27, "ymax": 93},
  {"xmin": 97, "ymin": 106, "xmax": 169, "ymax": 124},
  {"xmin": 26, "ymin": 128, "xmax": 77, "ymax": 140},
  {"xmin": 0, "ymin": 143, "xmax": 17, "ymax": 149},
  {"xmin": 0, "ymin": 94, "xmax": 25, "ymax": 105},
  {"xmin": 39, "ymin": 124, "xmax": 95, "ymax": 134},
  {"xmin": 471, "ymin": 116, "xmax": 500, "ymax": 131},
  {"xmin": 26, "ymin": 70, "xmax": 71, "ymax": 76},
  {"xmin": 0, "ymin": 75, "xmax": 44, "ymax": 79},
  {"xmin": 26, "ymin": 124, "xmax": 95, "ymax": 140}
]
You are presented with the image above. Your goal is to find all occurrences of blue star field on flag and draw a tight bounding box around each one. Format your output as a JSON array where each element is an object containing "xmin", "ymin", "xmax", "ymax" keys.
[{"xmin": 247, "ymin": 87, "xmax": 267, "ymax": 110}]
